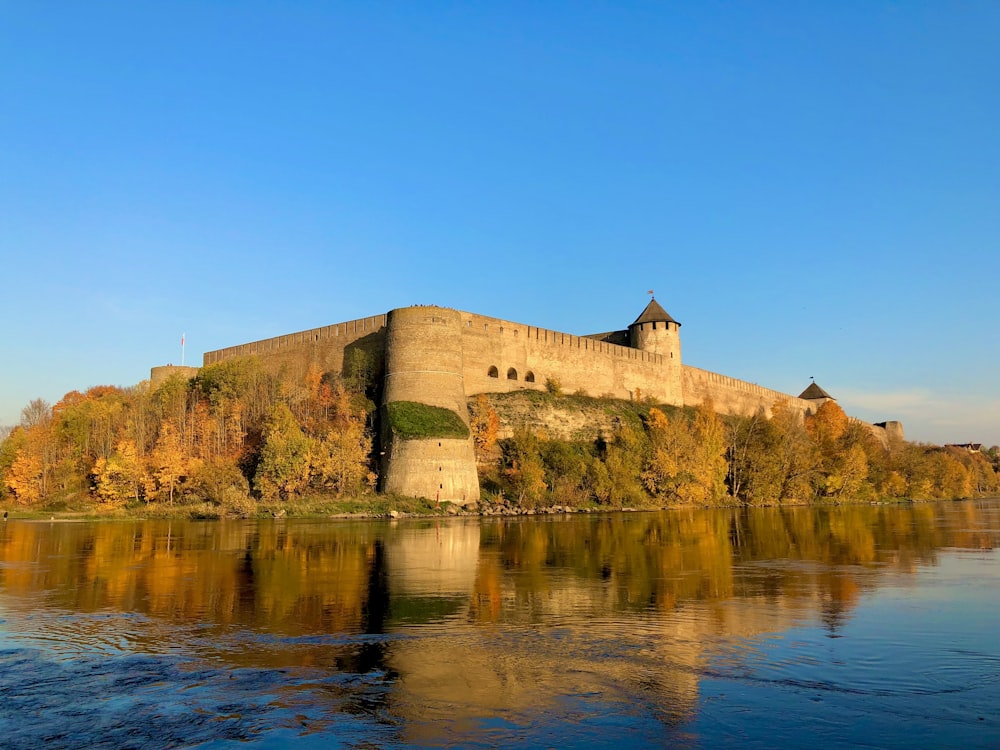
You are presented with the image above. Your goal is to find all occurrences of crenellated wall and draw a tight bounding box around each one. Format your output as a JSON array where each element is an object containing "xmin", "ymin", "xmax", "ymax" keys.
[
  {"xmin": 202, "ymin": 314, "xmax": 388, "ymax": 387},
  {"xmin": 457, "ymin": 312, "xmax": 683, "ymax": 406},
  {"xmin": 682, "ymin": 365, "xmax": 815, "ymax": 419}
]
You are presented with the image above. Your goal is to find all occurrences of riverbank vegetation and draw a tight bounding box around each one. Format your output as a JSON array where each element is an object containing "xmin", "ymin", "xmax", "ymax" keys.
[
  {"xmin": 1, "ymin": 358, "xmax": 997, "ymax": 518},
  {"xmin": 474, "ymin": 393, "xmax": 999, "ymax": 509}
]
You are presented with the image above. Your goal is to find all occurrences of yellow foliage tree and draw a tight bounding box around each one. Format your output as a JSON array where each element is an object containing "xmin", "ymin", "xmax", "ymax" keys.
[
  {"xmin": 7, "ymin": 448, "xmax": 44, "ymax": 505},
  {"xmin": 148, "ymin": 420, "xmax": 191, "ymax": 503},
  {"xmin": 311, "ymin": 417, "xmax": 371, "ymax": 496},
  {"xmin": 642, "ymin": 403, "xmax": 727, "ymax": 504},
  {"xmin": 806, "ymin": 400, "xmax": 848, "ymax": 456},
  {"xmin": 469, "ymin": 394, "xmax": 500, "ymax": 463},
  {"xmin": 2, "ymin": 422, "xmax": 52, "ymax": 505},
  {"xmin": 93, "ymin": 439, "xmax": 144, "ymax": 506}
]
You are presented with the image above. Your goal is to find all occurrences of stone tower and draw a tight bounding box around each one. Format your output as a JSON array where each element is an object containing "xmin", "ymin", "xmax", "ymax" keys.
[
  {"xmin": 798, "ymin": 381, "xmax": 834, "ymax": 412},
  {"xmin": 380, "ymin": 306, "xmax": 481, "ymax": 503},
  {"xmin": 629, "ymin": 298, "xmax": 683, "ymax": 404}
]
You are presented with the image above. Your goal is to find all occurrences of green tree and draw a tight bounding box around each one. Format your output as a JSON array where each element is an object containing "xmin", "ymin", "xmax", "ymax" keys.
[
  {"xmin": 602, "ymin": 419, "xmax": 648, "ymax": 507},
  {"xmin": 500, "ymin": 428, "xmax": 548, "ymax": 507}
]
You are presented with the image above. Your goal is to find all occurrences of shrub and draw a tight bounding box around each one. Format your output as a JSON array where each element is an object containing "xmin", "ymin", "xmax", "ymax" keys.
[{"xmin": 385, "ymin": 401, "xmax": 470, "ymax": 440}]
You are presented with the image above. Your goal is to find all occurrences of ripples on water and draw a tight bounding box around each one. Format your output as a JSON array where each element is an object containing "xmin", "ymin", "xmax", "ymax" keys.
[
  {"xmin": 1, "ymin": 502, "xmax": 999, "ymax": 748},
  {"xmin": 0, "ymin": 613, "xmax": 401, "ymax": 749}
]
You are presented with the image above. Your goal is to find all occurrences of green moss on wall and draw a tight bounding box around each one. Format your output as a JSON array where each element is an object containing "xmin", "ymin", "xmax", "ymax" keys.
[{"xmin": 386, "ymin": 401, "xmax": 470, "ymax": 440}]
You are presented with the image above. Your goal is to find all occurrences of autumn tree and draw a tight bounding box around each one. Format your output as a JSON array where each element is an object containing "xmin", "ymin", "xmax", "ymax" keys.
[
  {"xmin": 500, "ymin": 428, "xmax": 548, "ymax": 507},
  {"xmin": 2, "ymin": 427, "xmax": 42, "ymax": 504},
  {"xmin": 2, "ymin": 399, "xmax": 58, "ymax": 504},
  {"xmin": 640, "ymin": 403, "xmax": 727, "ymax": 504},
  {"xmin": 806, "ymin": 402, "xmax": 874, "ymax": 499},
  {"xmin": 310, "ymin": 381, "xmax": 373, "ymax": 496},
  {"xmin": 540, "ymin": 439, "xmax": 593, "ymax": 506},
  {"xmin": 469, "ymin": 394, "xmax": 500, "ymax": 464},
  {"xmin": 598, "ymin": 419, "xmax": 648, "ymax": 507},
  {"xmin": 728, "ymin": 400, "xmax": 815, "ymax": 504},
  {"xmin": 0, "ymin": 427, "xmax": 23, "ymax": 501},
  {"xmin": 20, "ymin": 398, "xmax": 52, "ymax": 429},
  {"xmin": 93, "ymin": 439, "xmax": 144, "ymax": 506},
  {"xmin": 345, "ymin": 347, "xmax": 377, "ymax": 397},
  {"xmin": 254, "ymin": 403, "xmax": 312, "ymax": 501},
  {"xmin": 148, "ymin": 420, "xmax": 192, "ymax": 503},
  {"xmin": 641, "ymin": 407, "xmax": 691, "ymax": 500}
]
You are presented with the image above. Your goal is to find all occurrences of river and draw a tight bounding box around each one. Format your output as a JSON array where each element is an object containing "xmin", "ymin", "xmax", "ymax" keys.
[{"xmin": 1, "ymin": 499, "xmax": 998, "ymax": 748}]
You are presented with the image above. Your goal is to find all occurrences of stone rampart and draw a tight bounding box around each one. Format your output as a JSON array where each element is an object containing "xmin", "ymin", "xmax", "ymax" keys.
[
  {"xmin": 682, "ymin": 365, "xmax": 814, "ymax": 418},
  {"xmin": 149, "ymin": 365, "xmax": 200, "ymax": 390},
  {"xmin": 202, "ymin": 313, "xmax": 388, "ymax": 383},
  {"xmin": 458, "ymin": 312, "xmax": 683, "ymax": 405}
]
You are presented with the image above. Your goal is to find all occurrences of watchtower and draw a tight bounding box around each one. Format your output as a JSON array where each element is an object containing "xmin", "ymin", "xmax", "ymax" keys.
[
  {"xmin": 629, "ymin": 297, "xmax": 683, "ymax": 404},
  {"xmin": 628, "ymin": 298, "xmax": 681, "ymax": 360},
  {"xmin": 798, "ymin": 381, "xmax": 834, "ymax": 413}
]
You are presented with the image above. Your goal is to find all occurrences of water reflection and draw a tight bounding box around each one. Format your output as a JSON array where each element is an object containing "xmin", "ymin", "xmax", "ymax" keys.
[{"xmin": 1, "ymin": 501, "xmax": 998, "ymax": 748}]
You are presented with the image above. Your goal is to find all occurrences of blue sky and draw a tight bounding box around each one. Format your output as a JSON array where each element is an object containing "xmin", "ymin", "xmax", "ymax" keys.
[{"xmin": 2, "ymin": 2, "xmax": 998, "ymax": 446}]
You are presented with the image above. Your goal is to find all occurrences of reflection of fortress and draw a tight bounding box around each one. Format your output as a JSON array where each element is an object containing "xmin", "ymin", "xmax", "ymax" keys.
[
  {"xmin": 6, "ymin": 509, "xmax": 927, "ymax": 743},
  {"xmin": 150, "ymin": 300, "xmax": 902, "ymax": 502}
]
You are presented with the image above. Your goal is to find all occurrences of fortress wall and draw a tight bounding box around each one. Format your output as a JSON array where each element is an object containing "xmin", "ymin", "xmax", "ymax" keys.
[
  {"xmin": 201, "ymin": 314, "xmax": 388, "ymax": 383},
  {"xmin": 150, "ymin": 365, "xmax": 200, "ymax": 390},
  {"xmin": 682, "ymin": 365, "xmax": 814, "ymax": 418},
  {"xmin": 458, "ymin": 312, "xmax": 684, "ymax": 405}
]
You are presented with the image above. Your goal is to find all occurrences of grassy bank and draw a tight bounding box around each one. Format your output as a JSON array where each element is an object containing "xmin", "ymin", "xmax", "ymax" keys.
[{"xmin": 2, "ymin": 489, "xmax": 940, "ymax": 523}]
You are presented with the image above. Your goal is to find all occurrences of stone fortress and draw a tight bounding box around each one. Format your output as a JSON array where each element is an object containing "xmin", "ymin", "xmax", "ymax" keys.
[{"xmin": 151, "ymin": 299, "xmax": 903, "ymax": 504}]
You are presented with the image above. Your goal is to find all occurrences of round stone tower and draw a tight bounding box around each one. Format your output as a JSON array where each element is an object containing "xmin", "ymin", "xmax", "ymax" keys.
[
  {"xmin": 380, "ymin": 306, "xmax": 480, "ymax": 504},
  {"xmin": 629, "ymin": 298, "xmax": 683, "ymax": 405},
  {"xmin": 149, "ymin": 365, "xmax": 200, "ymax": 390},
  {"xmin": 628, "ymin": 297, "xmax": 682, "ymax": 358}
]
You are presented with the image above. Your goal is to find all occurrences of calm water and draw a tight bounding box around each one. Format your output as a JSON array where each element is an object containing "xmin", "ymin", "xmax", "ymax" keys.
[{"xmin": 1, "ymin": 500, "xmax": 998, "ymax": 749}]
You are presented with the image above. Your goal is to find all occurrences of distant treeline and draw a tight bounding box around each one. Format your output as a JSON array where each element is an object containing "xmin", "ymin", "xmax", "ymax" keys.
[{"xmin": 1, "ymin": 357, "xmax": 997, "ymax": 512}]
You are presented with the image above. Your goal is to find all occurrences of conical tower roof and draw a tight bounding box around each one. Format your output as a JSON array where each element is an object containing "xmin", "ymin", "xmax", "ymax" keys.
[
  {"xmin": 631, "ymin": 298, "xmax": 679, "ymax": 327},
  {"xmin": 799, "ymin": 382, "xmax": 834, "ymax": 400}
]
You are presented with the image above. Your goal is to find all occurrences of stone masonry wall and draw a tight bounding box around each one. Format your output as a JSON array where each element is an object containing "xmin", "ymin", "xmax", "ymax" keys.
[
  {"xmin": 682, "ymin": 365, "xmax": 815, "ymax": 418},
  {"xmin": 150, "ymin": 365, "xmax": 201, "ymax": 390},
  {"xmin": 458, "ymin": 312, "xmax": 684, "ymax": 406},
  {"xmin": 202, "ymin": 314, "xmax": 388, "ymax": 384}
]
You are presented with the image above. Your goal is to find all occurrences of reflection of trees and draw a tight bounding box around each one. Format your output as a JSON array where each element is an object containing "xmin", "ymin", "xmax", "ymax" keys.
[
  {"xmin": 1, "ymin": 502, "xmax": 996, "ymax": 638},
  {"xmin": 0, "ymin": 521, "xmax": 379, "ymax": 637},
  {"xmin": 1, "ymin": 501, "xmax": 998, "ymax": 741}
]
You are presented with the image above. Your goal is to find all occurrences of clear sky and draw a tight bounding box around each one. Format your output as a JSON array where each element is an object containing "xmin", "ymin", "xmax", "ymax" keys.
[{"xmin": 2, "ymin": 2, "xmax": 998, "ymax": 446}]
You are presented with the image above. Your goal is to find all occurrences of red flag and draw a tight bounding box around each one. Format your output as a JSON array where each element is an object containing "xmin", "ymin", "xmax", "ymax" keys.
[{"xmin": 181, "ymin": 334, "xmax": 185, "ymax": 347}]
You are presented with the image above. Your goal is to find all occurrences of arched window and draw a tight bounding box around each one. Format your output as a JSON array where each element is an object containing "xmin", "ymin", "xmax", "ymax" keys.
[
  {"xmin": 507, "ymin": 368, "xmax": 518, "ymax": 380},
  {"xmin": 488, "ymin": 366, "xmax": 499, "ymax": 378},
  {"xmin": 525, "ymin": 371, "xmax": 536, "ymax": 383}
]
